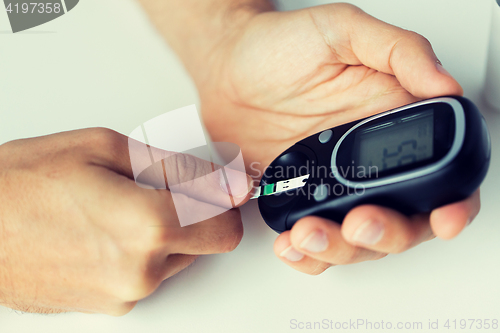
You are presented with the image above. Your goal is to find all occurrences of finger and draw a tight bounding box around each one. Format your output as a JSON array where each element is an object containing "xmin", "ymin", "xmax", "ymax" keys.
[
  {"xmin": 288, "ymin": 216, "xmax": 386, "ymax": 265},
  {"xmin": 107, "ymin": 301, "xmax": 138, "ymax": 317},
  {"xmin": 317, "ymin": 3, "xmax": 463, "ymax": 98},
  {"xmin": 136, "ymin": 151, "xmax": 253, "ymax": 207},
  {"xmin": 95, "ymin": 165, "xmax": 245, "ymax": 249},
  {"xmin": 86, "ymin": 128, "xmax": 253, "ymax": 208},
  {"xmin": 129, "ymin": 135, "xmax": 253, "ymax": 207},
  {"xmin": 162, "ymin": 254, "xmax": 199, "ymax": 281},
  {"xmin": 341, "ymin": 205, "xmax": 434, "ymax": 253},
  {"xmin": 96, "ymin": 172, "xmax": 244, "ymax": 255},
  {"xmin": 430, "ymin": 190, "xmax": 481, "ymax": 240},
  {"xmin": 160, "ymin": 206, "xmax": 245, "ymax": 255},
  {"xmin": 274, "ymin": 231, "xmax": 332, "ymax": 275}
]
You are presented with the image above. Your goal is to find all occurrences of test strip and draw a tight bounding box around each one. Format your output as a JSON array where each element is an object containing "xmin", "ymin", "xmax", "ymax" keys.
[{"xmin": 250, "ymin": 174, "xmax": 310, "ymax": 199}]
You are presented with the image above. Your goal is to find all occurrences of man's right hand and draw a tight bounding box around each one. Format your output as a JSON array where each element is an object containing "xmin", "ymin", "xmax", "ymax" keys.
[{"xmin": 0, "ymin": 128, "xmax": 252, "ymax": 315}]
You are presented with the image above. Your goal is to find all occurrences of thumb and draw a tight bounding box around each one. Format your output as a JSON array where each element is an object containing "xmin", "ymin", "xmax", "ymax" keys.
[{"xmin": 319, "ymin": 3, "xmax": 463, "ymax": 98}]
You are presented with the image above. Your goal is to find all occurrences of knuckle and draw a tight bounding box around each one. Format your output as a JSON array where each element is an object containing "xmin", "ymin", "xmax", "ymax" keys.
[
  {"xmin": 113, "ymin": 266, "xmax": 160, "ymax": 302},
  {"xmin": 330, "ymin": 2, "xmax": 362, "ymax": 15},
  {"xmin": 318, "ymin": 3, "xmax": 363, "ymax": 28},
  {"xmin": 219, "ymin": 225, "xmax": 244, "ymax": 253},
  {"xmin": 307, "ymin": 262, "xmax": 332, "ymax": 276},
  {"xmin": 84, "ymin": 127, "xmax": 130, "ymax": 168},
  {"xmin": 213, "ymin": 211, "xmax": 244, "ymax": 253},
  {"xmin": 88, "ymin": 127, "xmax": 118, "ymax": 143},
  {"xmin": 107, "ymin": 245, "xmax": 165, "ymax": 302},
  {"xmin": 149, "ymin": 225, "xmax": 177, "ymax": 248},
  {"xmin": 404, "ymin": 30, "xmax": 431, "ymax": 47},
  {"xmin": 106, "ymin": 302, "xmax": 137, "ymax": 317},
  {"xmin": 87, "ymin": 128, "xmax": 125, "ymax": 154}
]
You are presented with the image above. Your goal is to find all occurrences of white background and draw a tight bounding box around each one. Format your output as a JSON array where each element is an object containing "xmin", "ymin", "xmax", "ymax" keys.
[{"xmin": 1, "ymin": 0, "xmax": 499, "ymax": 332}]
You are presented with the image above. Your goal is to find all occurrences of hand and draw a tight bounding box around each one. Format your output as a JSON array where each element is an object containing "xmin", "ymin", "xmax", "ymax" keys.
[
  {"xmin": 194, "ymin": 3, "xmax": 480, "ymax": 273},
  {"xmin": 0, "ymin": 128, "xmax": 252, "ymax": 315}
]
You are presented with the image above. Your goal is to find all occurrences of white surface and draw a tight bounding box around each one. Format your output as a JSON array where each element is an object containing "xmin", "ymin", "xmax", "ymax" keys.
[
  {"xmin": 485, "ymin": 0, "xmax": 500, "ymax": 109},
  {"xmin": 141, "ymin": 105, "xmax": 207, "ymax": 154},
  {"xmin": 129, "ymin": 105, "xmax": 206, "ymax": 182},
  {"xmin": 1, "ymin": 1, "xmax": 499, "ymax": 332}
]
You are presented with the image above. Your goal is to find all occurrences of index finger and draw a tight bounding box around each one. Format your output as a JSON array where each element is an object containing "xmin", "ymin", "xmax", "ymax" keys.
[
  {"xmin": 135, "ymin": 152, "xmax": 253, "ymax": 208},
  {"xmin": 90, "ymin": 129, "xmax": 253, "ymax": 209}
]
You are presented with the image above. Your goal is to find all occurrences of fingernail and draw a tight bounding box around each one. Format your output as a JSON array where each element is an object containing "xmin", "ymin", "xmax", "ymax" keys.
[
  {"xmin": 279, "ymin": 246, "xmax": 304, "ymax": 262},
  {"xmin": 219, "ymin": 169, "xmax": 253, "ymax": 198},
  {"xmin": 436, "ymin": 63, "xmax": 452, "ymax": 77},
  {"xmin": 466, "ymin": 218, "xmax": 472, "ymax": 227},
  {"xmin": 351, "ymin": 220, "xmax": 384, "ymax": 245},
  {"xmin": 299, "ymin": 230, "xmax": 329, "ymax": 253}
]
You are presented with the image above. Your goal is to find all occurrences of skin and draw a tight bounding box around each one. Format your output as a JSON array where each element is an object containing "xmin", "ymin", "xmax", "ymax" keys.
[
  {"xmin": 0, "ymin": 129, "xmax": 252, "ymax": 315},
  {"xmin": 0, "ymin": 0, "xmax": 482, "ymax": 316},
  {"xmin": 139, "ymin": 1, "xmax": 481, "ymax": 275}
]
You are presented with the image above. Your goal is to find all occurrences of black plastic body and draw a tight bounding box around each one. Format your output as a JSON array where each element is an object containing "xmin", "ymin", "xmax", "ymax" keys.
[{"xmin": 258, "ymin": 96, "xmax": 491, "ymax": 233}]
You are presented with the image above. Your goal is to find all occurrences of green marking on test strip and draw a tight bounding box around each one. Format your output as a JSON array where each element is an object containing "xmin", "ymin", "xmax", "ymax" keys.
[{"xmin": 262, "ymin": 184, "xmax": 275, "ymax": 196}]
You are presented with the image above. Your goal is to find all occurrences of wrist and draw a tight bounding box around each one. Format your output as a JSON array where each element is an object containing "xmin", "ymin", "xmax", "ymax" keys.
[{"xmin": 138, "ymin": 0, "xmax": 275, "ymax": 85}]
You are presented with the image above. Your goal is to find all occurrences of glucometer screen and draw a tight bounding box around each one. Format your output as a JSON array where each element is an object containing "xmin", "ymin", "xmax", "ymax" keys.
[
  {"xmin": 335, "ymin": 102, "xmax": 455, "ymax": 182},
  {"xmin": 354, "ymin": 109, "xmax": 434, "ymax": 172}
]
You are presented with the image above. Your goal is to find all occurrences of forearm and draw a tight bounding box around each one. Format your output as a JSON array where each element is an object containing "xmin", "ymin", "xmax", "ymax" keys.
[
  {"xmin": 0, "ymin": 166, "xmax": 10, "ymax": 308},
  {"xmin": 0, "ymin": 231, "xmax": 7, "ymax": 308},
  {"xmin": 137, "ymin": 0, "xmax": 275, "ymax": 84}
]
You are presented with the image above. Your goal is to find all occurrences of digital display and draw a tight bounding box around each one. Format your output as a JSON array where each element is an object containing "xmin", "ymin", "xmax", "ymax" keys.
[{"xmin": 354, "ymin": 109, "xmax": 434, "ymax": 172}]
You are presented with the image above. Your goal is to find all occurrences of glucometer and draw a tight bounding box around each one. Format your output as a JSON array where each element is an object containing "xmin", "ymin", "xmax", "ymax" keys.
[{"xmin": 253, "ymin": 96, "xmax": 491, "ymax": 233}]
